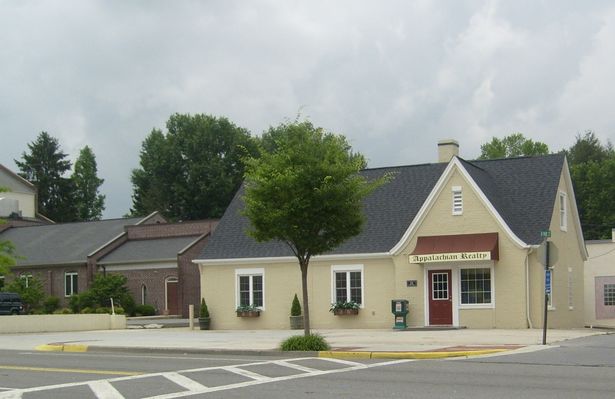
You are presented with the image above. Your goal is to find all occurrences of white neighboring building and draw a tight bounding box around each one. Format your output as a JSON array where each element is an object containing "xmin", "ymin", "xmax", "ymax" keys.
[
  {"xmin": 585, "ymin": 229, "xmax": 615, "ymax": 328},
  {"xmin": 0, "ymin": 164, "xmax": 37, "ymax": 219}
]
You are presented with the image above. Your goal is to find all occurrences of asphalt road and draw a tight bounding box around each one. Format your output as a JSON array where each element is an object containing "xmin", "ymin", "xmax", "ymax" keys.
[{"xmin": 1, "ymin": 333, "xmax": 614, "ymax": 398}]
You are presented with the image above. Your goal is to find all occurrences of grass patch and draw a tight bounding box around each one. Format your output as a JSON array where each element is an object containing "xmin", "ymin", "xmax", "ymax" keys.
[{"xmin": 280, "ymin": 334, "xmax": 331, "ymax": 351}]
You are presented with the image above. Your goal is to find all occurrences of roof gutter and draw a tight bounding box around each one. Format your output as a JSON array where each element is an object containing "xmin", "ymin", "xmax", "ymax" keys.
[{"xmin": 194, "ymin": 252, "xmax": 392, "ymax": 265}]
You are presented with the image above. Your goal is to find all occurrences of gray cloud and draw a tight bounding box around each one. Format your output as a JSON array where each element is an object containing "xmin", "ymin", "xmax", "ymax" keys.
[{"xmin": 1, "ymin": 0, "xmax": 614, "ymax": 218}]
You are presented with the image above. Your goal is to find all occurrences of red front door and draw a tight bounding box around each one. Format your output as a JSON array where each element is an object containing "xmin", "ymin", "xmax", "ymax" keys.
[
  {"xmin": 166, "ymin": 280, "xmax": 179, "ymax": 315},
  {"xmin": 429, "ymin": 270, "xmax": 453, "ymax": 325}
]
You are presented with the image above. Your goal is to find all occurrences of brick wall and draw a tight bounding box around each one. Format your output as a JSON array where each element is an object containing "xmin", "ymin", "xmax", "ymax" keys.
[
  {"xmin": 125, "ymin": 220, "xmax": 218, "ymax": 240},
  {"xmin": 118, "ymin": 268, "xmax": 179, "ymax": 314}
]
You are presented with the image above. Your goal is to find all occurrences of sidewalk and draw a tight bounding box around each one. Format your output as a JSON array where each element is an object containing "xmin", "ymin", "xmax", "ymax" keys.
[{"xmin": 0, "ymin": 327, "xmax": 605, "ymax": 359}]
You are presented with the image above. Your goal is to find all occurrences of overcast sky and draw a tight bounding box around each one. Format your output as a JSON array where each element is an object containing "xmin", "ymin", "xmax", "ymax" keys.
[{"xmin": 2, "ymin": 1, "xmax": 614, "ymax": 218}]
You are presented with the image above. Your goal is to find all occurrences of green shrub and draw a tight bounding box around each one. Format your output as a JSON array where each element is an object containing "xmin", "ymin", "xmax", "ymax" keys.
[
  {"xmin": 43, "ymin": 296, "xmax": 60, "ymax": 314},
  {"xmin": 53, "ymin": 308, "xmax": 73, "ymax": 314},
  {"xmin": 95, "ymin": 307, "xmax": 110, "ymax": 314},
  {"xmin": 199, "ymin": 298, "xmax": 210, "ymax": 318},
  {"xmin": 135, "ymin": 304, "xmax": 156, "ymax": 316},
  {"xmin": 81, "ymin": 307, "xmax": 95, "ymax": 314},
  {"xmin": 114, "ymin": 306, "xmax": 125, "ymax": 315},
  {"xmin": 280, "ymin": 334, "xmax": 330, "ymax": 351},
  {"xmin": 290, "ymin": 293, "xmax": 301, "ymax": 316}
]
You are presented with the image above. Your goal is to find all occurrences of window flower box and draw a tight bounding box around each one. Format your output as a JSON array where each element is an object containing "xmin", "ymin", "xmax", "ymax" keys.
[
  {"xmin": 236, "ymin": 305, "xmax": 260, "ymax": 317},
  {"xmin": 330, "ymin": 301, "xmax": 360, "ymax": 316},
  {"xmin": 333, "ymin": 308, "xmax": 359, "ymax": 316}
]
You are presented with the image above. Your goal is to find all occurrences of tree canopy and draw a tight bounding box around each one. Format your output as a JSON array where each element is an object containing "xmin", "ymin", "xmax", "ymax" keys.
[
  {"xmin": 478, "ymin": 133, "xmax": 549, "ymax": 159},
  {"xmin": 15, "ymin": 132, "xmax": 76, "ymax": 222},
  {"xmin": 566, "ymin": 132, "xmax": 615, "ymax": 240},
  {"xmin": 130, "ymin": 113, "xmax": 259, "ymax": 220},
  {"xmin": 73, "ymin": 146, "xmax": 105, "ymax": 221},
  {"xmin": 242, "ymin": 120, "xmax": 389, "ymax": 335}
]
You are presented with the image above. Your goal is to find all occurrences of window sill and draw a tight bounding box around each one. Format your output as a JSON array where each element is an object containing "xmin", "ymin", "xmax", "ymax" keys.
[{"xmin": 458, "ymin": 304, "xmax": 494, "ymax": 310}]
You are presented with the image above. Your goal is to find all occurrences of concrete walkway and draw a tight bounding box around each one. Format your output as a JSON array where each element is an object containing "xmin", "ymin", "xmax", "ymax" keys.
[{"xmin": 0, "ymin": 327, "xmax": 606, "ymax": 358}]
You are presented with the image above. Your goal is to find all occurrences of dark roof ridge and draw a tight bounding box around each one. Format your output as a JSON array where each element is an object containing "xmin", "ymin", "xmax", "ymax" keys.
[{"xmin": 5, "ymin": 216, "xmax": 142, "ymax": 230}]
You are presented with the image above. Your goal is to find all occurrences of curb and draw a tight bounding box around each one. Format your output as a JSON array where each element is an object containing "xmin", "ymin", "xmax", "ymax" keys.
[
  {"xmin": 318, "ymin": 348, "xmax": 509, "ymax": 359},
  {"xmin": 35, "ymin": 344, "xmax": 509, "ymax": 359}
]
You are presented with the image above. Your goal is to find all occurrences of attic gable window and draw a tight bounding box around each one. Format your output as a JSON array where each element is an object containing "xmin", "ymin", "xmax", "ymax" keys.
[
  {"xmin": 559, "ymin": 191, "xmax": 568, "ymax": 231},
  {"xmin": 452, "ymin": 186, "xmax": 463, "ymax": 215}
]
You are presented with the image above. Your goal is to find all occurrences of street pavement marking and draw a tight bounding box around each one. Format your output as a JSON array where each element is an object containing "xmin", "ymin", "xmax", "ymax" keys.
[
  {"xmin": 0, "ymin": 357, "xmax": 414, "ymax": 399},
  {"xmin": 88, "ymin": 380, "xmax": 124, "ymax": 399},
  {"xmin": 272, "ymin": 360, "xmax": 320, "ymax": 373},
  {"xmin": 223, "ymin": 366, "xmax": 272, "ymax": 381},
  {"xmin": 0, "ymin": 365, "xmax": 142, "ymax": 376},
  {"xmin": 163, "ymin": 372, "xmax": 208, "ymax": 392}
]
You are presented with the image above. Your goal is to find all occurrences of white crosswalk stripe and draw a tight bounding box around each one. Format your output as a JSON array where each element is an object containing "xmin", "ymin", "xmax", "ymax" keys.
[{"xmin": 0, "ymin": 357, "xmax": 413, "ymax": 399}]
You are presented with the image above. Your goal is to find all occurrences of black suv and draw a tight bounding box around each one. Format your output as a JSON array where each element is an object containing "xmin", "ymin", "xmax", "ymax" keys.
[{"xmin": 0, "ymin": 292, "xmax": 24, "ymax": 315}]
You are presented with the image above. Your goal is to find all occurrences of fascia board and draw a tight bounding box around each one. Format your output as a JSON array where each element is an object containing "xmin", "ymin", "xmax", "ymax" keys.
[
  {"xmin": 193, "ymin": 252, "xmax": 391, "ymax": 266},
  {"xmin": 389, "ymin": 157, "xmax": 529, "ymax": 256},
  {"xmin": 561, "ymin": 159, "xmax": 588, "ymax": 260}
]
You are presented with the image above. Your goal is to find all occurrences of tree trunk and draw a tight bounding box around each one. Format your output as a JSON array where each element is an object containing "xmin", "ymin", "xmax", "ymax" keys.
[{"xmin": 300, "ymin": 259, "xmax": 310, "ymax": 337}]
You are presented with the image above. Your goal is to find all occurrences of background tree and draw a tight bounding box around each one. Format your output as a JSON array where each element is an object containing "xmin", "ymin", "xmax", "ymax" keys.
[
  {"xmin": 243, "ymin": 120, "xmax": 388, "ymax": 336},
  {"xmin": 72, "ymin": 146, "xmax": 105, "ymax": 221},
  {"xmin": 565, "ymin": 132, "xmax": 615, "ymax": 239},
  {"xmin": 130, "ymin": 114, "xmax": 259, "ymax": 220},
  {"xmin": 478, "ymin": 133, "xmax": 549, "ymax": 159},
  {"xmin": 15, "ymin": 132, "xmax": 76, "ymax": 222}
]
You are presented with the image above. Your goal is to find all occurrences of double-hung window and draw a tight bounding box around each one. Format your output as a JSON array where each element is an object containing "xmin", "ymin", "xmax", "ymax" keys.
[
  {"xmin": 236, "ymin": 268, "xmax": 264, "ymax": 309},
  {"xmin": 559, "ymin": 191, "xmax": 568, "ymax": 231},
  {"xmin": 459, "ymin": 267, "xmax": 493, "ymax": 306},
  {"xmin": 20, "ymin": 273, "xmax": 33, "ymax": 288},
  {"xmin": 65, "ymin": 272, "xmax": 78, "ymax": 296},
  {"xmin": 331, "ymin": 265, "xmax": 363, "ymax": 305}
]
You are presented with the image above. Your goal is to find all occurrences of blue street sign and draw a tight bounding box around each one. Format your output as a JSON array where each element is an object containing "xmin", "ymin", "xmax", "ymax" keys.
[{"xmin": 545, "ymin": 270, "xmax": 551, "ymax": 294}]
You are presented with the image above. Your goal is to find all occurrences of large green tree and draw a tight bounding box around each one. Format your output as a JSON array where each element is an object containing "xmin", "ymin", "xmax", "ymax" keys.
[
  {"xmin": 566, "ymin": 132, "xmax": 615, "ymax": 239},
  {"xmin": 72, "ymin": 146, "xmax": 105, "ymax": 221},
  {"xmin": 242, "ymin": 120, "xmax": 388, "ymax": 336},
  {"xmin": 130, "ymin": 114, "xmax": 259, "ymax": 220},
  {"xmin": 478, "ymin": 133, "xmax": 549, "ymax": 159},
  {"xmin": 15, "ymin": 132, "xmax": 76, "ymax": 222}
]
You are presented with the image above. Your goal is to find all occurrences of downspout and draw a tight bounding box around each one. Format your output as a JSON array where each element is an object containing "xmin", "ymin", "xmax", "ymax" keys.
[{"xmin": 525, "ymin": 247, "xmax": 535, "ymax": 329}]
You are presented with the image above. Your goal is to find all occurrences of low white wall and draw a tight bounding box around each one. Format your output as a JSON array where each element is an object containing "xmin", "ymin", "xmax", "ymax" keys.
[{"xmin": 0, "ymin": 314, "xmax": 126, "ymax": 334}]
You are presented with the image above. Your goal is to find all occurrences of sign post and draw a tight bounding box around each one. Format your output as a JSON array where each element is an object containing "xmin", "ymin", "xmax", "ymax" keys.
[{"xmin": 540, "ymin": 230, "xmax": 551, "ymax": 345}]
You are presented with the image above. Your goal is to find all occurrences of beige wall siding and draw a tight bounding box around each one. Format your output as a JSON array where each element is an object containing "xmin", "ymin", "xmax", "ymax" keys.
[
  {"xmin": 395, "ymin": 169, "xmax": 529, "ymax": 328},
  {"xmin": 537, "ymin": 171, "xmax": 585, "ymax": 328},
  {"xmin": 585, "ymin": 242, "xmax": 615, "ymax": 327},
  {"xmin": 200, "ymin": 258, "xmax": 396, "ymax": 330},
  {"xmin": 0, "ymin": 192, "xmax": 36, "ymax": 218}
]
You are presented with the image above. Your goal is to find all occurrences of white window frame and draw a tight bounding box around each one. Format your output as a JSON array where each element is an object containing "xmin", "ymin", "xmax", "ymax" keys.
[
  {"xmin": 330, "ymin": 264, "xmax": 364, "ymax": 307},
  {"xmin": 604, "ymin": 283, "xmax": 615, "ymax": 306},
  {"xmin": 235, "ymin": 268, "xmax": 265, "ymax": 310},
  {"xmin": 458, "ymin": 264, "xmax": 495, "ymax": 309},
  {"xmin": 64, "ymin": 272, "xmax": 78, "ymax": 297},
  {"xmin": 452, "ymin": 186, "xmax": 463, "ymax": 215},
  {"xmin": 559, "ymin": 191, "xmax": 568, "ymax": 231},
  {"xmin": 20, "ymin": 273, "xmax": 33, "ymax": 288}
]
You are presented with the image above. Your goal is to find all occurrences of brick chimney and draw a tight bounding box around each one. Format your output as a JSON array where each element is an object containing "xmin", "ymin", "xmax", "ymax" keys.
[{"xmin": 438, "ymin": 139, "xmax": 459, "ymax": 163}]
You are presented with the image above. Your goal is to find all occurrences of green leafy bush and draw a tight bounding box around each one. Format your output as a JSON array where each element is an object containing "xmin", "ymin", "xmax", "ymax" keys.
[
  {"xmin": 290, "ymin": 293, "xmax": 301, "ymax": 316},
  {"xmin": 236, "ymin": 304, "xmax": 260, "ymax": 312},
  {"xmin": 199, "ymin": 298, "xmax": 210, "ymax": 318},
  {"xmin": 329, "ymin": 301, "xmax": 360, "ymax": 312},
  {"xmin": 43, "ymin": 296, "xmax": 60, "ymax": 314},
  {"xmin": 68, "ymin": 274, "xmax": 136, "ymax": 315},
  {"xmin": 53, "ymin": 308, "xmax": 73, "ymax": 314},
  {"xmin": 81, "ymin": 307, "xmax": 95, "ymax": 314},
  {"xmin": 95, "ymin": 307, "xmax": 110, "ymax": 314},
  {"xmin": 114, "ymin": 306, "xmax": 125, "ymax": 315},
  {"xmin": 280, "ymin": 334, "xmax": 330, "ymax": 351},
  {"xmin": 135, "ymin": 304, "xmax": 156, "ymax": 316}
]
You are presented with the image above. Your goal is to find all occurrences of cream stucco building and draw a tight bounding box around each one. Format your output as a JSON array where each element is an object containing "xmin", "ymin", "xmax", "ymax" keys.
[
  {"xmin": 584, "ymin": 230, "xmax": 615, "ymax": 328},
  {"xmin": 194, "ymin": 141, "xmax": 586, "ymax": 329}
]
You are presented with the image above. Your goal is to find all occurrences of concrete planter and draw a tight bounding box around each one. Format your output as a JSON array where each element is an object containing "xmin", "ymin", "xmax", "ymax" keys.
[
  {"xmin": 289, "ymin": 315, "xmax": 303, "ymax": 329},
  {"xmin": 198, "ymin": 317, "xmax": 211, "ymax": 330}
]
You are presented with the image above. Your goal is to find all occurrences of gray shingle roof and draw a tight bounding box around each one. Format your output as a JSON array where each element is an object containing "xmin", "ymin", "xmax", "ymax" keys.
[
  {"xmin": 198, "ymin": 154, "xmax": 565, "ymax": 260},
  {"xmin": 1, "ymin": 217, "xmax": 142, "ymax": 266},
  {"xmin": 98, "ymin": 236, "xmax": 202, "ymax": 264}
]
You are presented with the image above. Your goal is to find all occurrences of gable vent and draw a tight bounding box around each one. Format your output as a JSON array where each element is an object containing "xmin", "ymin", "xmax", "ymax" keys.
[{"xmin": 452, "ymin": 186, "xmax": 463, "ymax": 215}]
